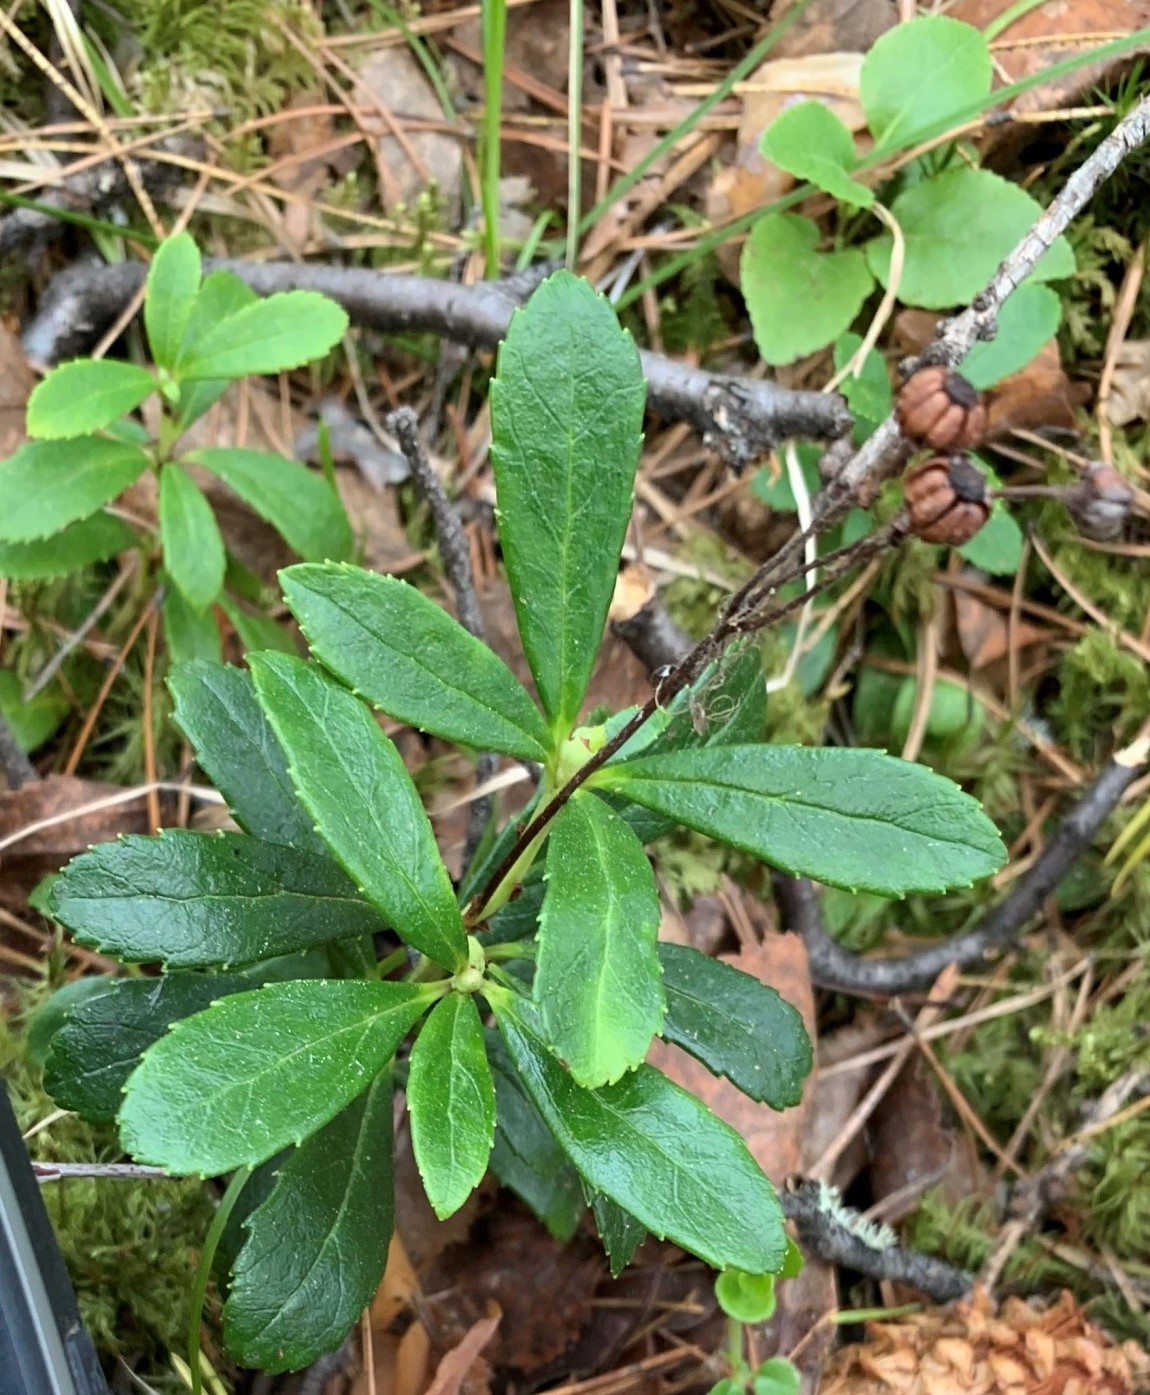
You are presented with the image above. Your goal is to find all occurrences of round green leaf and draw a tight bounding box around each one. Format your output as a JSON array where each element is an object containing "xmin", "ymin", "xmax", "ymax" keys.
[
  {"xmin": 958, "ymin": 500, "xmax": 1023, "ymax": 575},
  {"xmin": 743, "ymin": 214, "xmax": 874, "ymax": 367},
  {"xmin": 0, "ymin": 438, "xmax": 149, "ymax": 542},
  {"xmin": 27, "ymin": 359, "xmax": 155, "ymax": 440},
  {"xmin": 860, "ymin": 17, "xmax": 991, "ymax": 151},
  {"xmin": 752, "ymin": 1359, "xmax": 802, "ymax": 1395},
  {"xmin": 960, "ymin": 282, "xmax": 1061, "ymax": 388},
  {"xmin": 119, "ymin": 979, "xmax": 437, "ymax": 1175},
  {"xmin": 715, "ymin": 1269, "xmax": 777, "ymax": 1323},
  {"xmin": 760, "ymin": 102, "xmax": 873, "ymax": 208},
  {"xmin": 866, "ymin": 167, "xmax": 1075, "ymax": 309}
]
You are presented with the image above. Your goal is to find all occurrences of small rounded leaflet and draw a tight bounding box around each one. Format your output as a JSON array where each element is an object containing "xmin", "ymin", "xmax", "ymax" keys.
[{"xmin": 903, "ymin": 453, "xmax": 991, "ymax": 546}]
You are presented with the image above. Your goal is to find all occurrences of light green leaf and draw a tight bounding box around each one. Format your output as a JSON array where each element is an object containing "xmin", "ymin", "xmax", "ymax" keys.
[
  {"xmin": 487, "ymin": 1030, "xmax": 586, "ymax": 1240},
  {"xmin": 833, "ymin": 333, "xmax": 893, "ymax": 426},
  {"xmin": 219, "ymin": 596, "xmax": 299, "ymax": 656},
  {"xmin": 224, "ymin": 1075, "xmax": 395, "ymax": 1372},
  {"xmin": 860, "ymin": 16, "xmax": 991, "ymax": 150},
  {"xmin": 743, "ymin": 214, "xmax": 874, "ymax": 367},
  {"xmin": 535, "ymin": 792, "xmax": 664, "ymax": 1087},
  {"xmin": 250, "ymin": 653, "xmax": 467, "ymax": 970},
  {"xmin": 760, "ymin": 102, "xmax": 872, "ymax": 208},
  {"xmin": 27, "ymin": 359, "xmax": 155, "ymax": 440},
  {"xmin": 145, "ymin": 233, "xmax": 202, "ymax": 369},
  {"xmin": 492, "ymin": 996, "xmax": 787, "ymax": 1274},
  {"xmin": 50, "ymin": 830, "xmax": 384, "ymax": 968},
  {"xmin": 188, "ymin": 448, "xmax": 352, "ymax": 563},
  {"xmin": 715, "ymin": 1269, "xmax": 777, "ymax": 1324},
  {"xmin": 490, "ymin": 270, "xmax": 646, "ymax": 735},
  {"xmin": 0, "ymin": 438, "xmax": 149, "ymax": 542},
  {"xmin": 174, "ymin": 272, "xmax": 258, "ymax": 427},
  {"xmin": 282, "ymin": 563, "xmax": 552, "ymax": 762},
  {"xmin": 177, "ymin": 292, "xmax": 349, "ymax": 380},
  {"xmin": 408, "ymin": 994, "xmax": 495, "ymax": 1219},
  {"xmin": 659, "ymin": 944, "xmax": 811, "ymax": 1108},
  {"xmin": 0, "ymin": 670, "xmax": 67, "ymax": 754},
  {"xmin": 958, "ymin": 499, "xmax": 1023, "ymax": 575},
  {"xmin": 162, "ymin": 588, "xmax": 222, "ymax": 665},
  {"xmin": 866, "ymin": 167, "xmax": 1075, "ymax": 309},
  {"xmin": 119, "ymin": 979, "xmax": 436, "ymax": 1174},
  {"xmin": 159, "ymin": 463, "xmax": 226, "ymax": 610},
  {"xmin": 960, "ymin": 281, "xmax": 1061, "ymax": 388},
  {"xmin": 176, "ymin": 655, "xmax": 264, "ymax": 780},
  {"xmin": 593, "ymin": 744, "xmax": 1005, "ymax": 895},
  {"xmin": 0, "ymin": 511, "xmax": 136, "ymax": 579},
  {"xmin": 44, "ymin": 973, "xmax": 251, "ymax": 1122}
]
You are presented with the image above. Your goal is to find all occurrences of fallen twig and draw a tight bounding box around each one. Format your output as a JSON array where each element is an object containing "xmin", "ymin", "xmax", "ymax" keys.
[{"xmin": 23, "ymin": 260, "xmax": 851, "ymax": 466}]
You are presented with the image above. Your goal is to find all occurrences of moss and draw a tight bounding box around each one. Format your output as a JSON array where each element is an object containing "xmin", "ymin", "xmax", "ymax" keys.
[
  {"xmin": 1048, "ymin": 630, "xmax": 1150, "ymax": 761},
  {"xmin": 1, "ymin": 987, "xmax": 217, "ymax": 1375}
]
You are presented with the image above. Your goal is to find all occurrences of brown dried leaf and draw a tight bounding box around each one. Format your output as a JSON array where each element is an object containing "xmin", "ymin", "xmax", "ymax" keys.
[
  {"xmin": 422, "ymin": 1311, "xmax": 500, "ymax": 1395},
  {"xmin": 0, "ymin": 776, "xmax": 163, "ymax": 859},
  {"xmin": 985, "ymin": 341, "xmax": 1079, "ymax": 440},
  {"xmin": 0, "ymin": 319, "xmax": 33, "ymax": 457},
  {"xmin": 771, "ymin": 0, "xmax": 897, "ymax": 58},
  {"xmin": 1104, "ymin": 339, "xmax": 1150, "ymax": 427},
  {"xmin": 953, "ymin": 588, "xmax": 1050, "ymax": 673},
  {"xmin": 867, "ymin": 1056, "xmax": 954, "ymax": 1224}
]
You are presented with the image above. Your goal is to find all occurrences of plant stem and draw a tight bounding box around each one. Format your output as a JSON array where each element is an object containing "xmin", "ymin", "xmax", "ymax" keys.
[
  {"xmin": 188, "ymin": 1167, "xmax": 250, "ymax": 1395},
  {"xmin": 566, "ymin": 0, "xmax": 584, "ymax": 269},
  {"xmin": 480, "ymin": 0, "xmax": 507, "ymax": 277}
]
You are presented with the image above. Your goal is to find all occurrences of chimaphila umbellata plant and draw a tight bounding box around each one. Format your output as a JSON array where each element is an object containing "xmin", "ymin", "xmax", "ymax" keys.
[
  {"xmin": 0, "ymin": 234, "xmax": 352, "ymax": 664},
  {"xmin": 39, "ymin": 269, "xmax": 1006, "ymax": 1374}
]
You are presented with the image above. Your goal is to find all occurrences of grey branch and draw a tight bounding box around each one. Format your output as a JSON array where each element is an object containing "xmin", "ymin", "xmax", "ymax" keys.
[
  {"xmin": 34, "ymin": 1161, "xmax": 170, "ymax": 1181},
  {"xmin": 22, "ymin": 260, "xmax": 851, "ymax": 465}
]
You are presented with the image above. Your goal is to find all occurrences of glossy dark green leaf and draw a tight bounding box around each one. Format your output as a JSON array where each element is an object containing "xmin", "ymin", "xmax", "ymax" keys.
[
  {"xmin": 594, "ymin": 745, "xmax": 1006, "ymax": 895},
  {"xmin": 408, "ymin": 994, "xmax": 495, "ymax": 1219},
  {"xmin": 177, "ymin": 292, "xmax": 348, "ymax": 380},
  {"xmin": 169, "ymin": 662, "xmax": 325, "ymax": 854},
  {"xmin": 492, "ymin": 996, "xmax": 786, "ymax": 1274},
  {"xmin": 25, "ymin": 976, "xmax": 119, "ymax": 1070},
  {"xmin": 250, "ymin": 654, "xmax": 467, "ymax": 970},
  {"xmin": 487, "ymin": 1030, "xmax": 585, "ymax": 1241},
  {"xmin": 159, "ymin": 463, "xmax": 226, "ymax": 610},
  {"xmin": 590, "ymin": 1192, "xmax": 647, "ymax": 1276},
  {"xmin": 145, "ymin": 233, "xmax": 202, "ymax": 369},
  {"xmin": 0, "ymin": 438, "xmax": 149, "ymax": 542},
  {"xmin": 224, "ymin": 1074, "xmax": 395, "ymax": 1372},
  {"xmin": 163, "ymin": 588, "xmax": 221, "ymax": 665},
  {"xmin": 189, "ymin": 449, "xmax": 352, "ymax": 563},
  {"xmin": 659, "ymin": 944, "xmax": 811, "ymax": 1108},
  {"xmin": 534, "ymin": 792, "xmax": 663, "ymax": 1087},
  {"xmin": 0, "ymin": 512, "xmax": 136, "ymax": 579},
  {"xmin": 282, "ymin": 563, "xmax": 552, "ymax": 761},
  {"xmin": 49, "ymin": 830, "xmax": 383, "ymax": 968},
  {"xmin": 27, "ymin": 359, "xmax": 156, "ymax": 440},
  {"xmin": 490, "ymin": 270, "xmax": 646, "ymax": 734},
  {"xmin": 44, "ymin": 972, "xmax": 250, "ymax": 1122},
  {"xmin": 119, "ymin": 979, "xmax": 437, "ymax": 1174}
]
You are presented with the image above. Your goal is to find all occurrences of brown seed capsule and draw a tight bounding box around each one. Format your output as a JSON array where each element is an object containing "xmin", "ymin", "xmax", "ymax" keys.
[
  {"xmin": 1063, "ymin": 462, "xmax": 1133, "ymax": 542},
  {"xmin": 896, "ymin": 367, "xmax": 988, "ymax": 451},
  {"xmin": 903, "ymin": 454, "xmax": 991, "ymax": 546}
]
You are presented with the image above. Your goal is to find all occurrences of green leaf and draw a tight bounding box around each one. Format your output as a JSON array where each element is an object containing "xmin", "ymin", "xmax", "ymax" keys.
[
  {"xmin": 173, "ymin": 664, "xmax": 335, "ymax": 854},
  {"xmin": 860, "ymin": 16, "xmax": 991, "ymax": 150},
  {"xmin": 145, "ymin": 233, "xmax": 202, "ymax": 369},
  {"xmin": 250, "ymin": 654, "xmax": 467, "ymax": 970},
  {"xmin": 50, "ymin": 830, "xmax": 384, "ymax": 968},
  {"xmin": 408, "ymin": 994, "xmax": 495, "ymax": 1219},
  {"xmin": 281, "ymin": 563, "xmax": 552, "ymax": 760},
  {"xmin": 224, "ymin": 1074, "xmax": 395, "ymax": 1372},
  {"xmin": 25, "ymin": 975, "xmax": 115, "ymax": 1070},
  {"xmin": 162, "ymin": 588, "xmax": 222, "ymax": 665},
  {"xmin": 0, "ymin": 438, "xmax": 149, "ymax": 542},
  {"xmin": 534, "ymin": 792, "xmax": 664, "ymax": 1087},
  {"xmin": 487, "ymin": 1030, "xmax": 586, "ymax": 1240},
  {"xmin": 177, "ymin": 292, "xmax": 349, "ymax": 380},
  {"xmin": 593, "ymin": 744, "xmax": 1005, "ymax": 895},
  {"xmin": 833, "ymin": 334, "xmax": 893, "ymax": 427},
  {"xmin": 490, "ymin": 270, "xmax": 646, "ymax": 734},
  {"xmin": 760, "ymin": 102, "xmax": 872, "ymax": 208},
  {"xmin": 178, "ymin": 269, "xmax": 258, "ymax": 356},
  {"xmin": 0, "ymin": 511, "xmax": 136, "ymax": 579},
  {"xmin": 159, "ymin": 463, "xmax": 226, "ymax": 610},
  {"xmin": 492, "ymin": 996, "xmax": 786, "ymax": 1274},
  {"xmin": 119, "ymin": 979, "xmax": 436, "ymax": 1174},
  {"xmin": 658, "ymin": 944, "xmax": 811, "ymax": 1108},
  {"xmin": 960, "ymin": 281, "xmax": 1061, "ymax": 389},
  {"xmin": 590, "ymin": 1192, "xmax": 647, "ymax": 1276},
  {"xmin": 188, "ymin": 449, "xmax": 352, "ymax": 563},
  {"xmin": 27, "ymin": 359, "xmax": 156, "ymax": 440},
  {"xmin": 0, "ymin": 671, "xmax": 67, "ymax": 754},
  {"xmin": 752, "ymin": 1359, "xmax": 802, "ymax": 1395},
  {"xmin": 715, "ymin": 1269, "xmax": 777, "ymax": 1323},
  {"xmin": 866, "ymin": 168, "xmax": 1075, "ymax": 309},
  {"xmin": 44, "ymin": 972, "xmax": 250, "ymax": 1122},
  {"xmin": 743, "ymin": 214, "xmax": 874, "ymax": 367},
  {"xmin": 958, "ymin": 499, "xmax": 1023, "ymax": 575}
]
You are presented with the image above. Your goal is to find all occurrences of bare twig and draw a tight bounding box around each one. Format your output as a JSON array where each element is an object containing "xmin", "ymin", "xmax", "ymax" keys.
[
  {"xmin": 33, "ymin": 1160, "xmax": 170, "ymax": 1181},
  {"xmin": 387, "ymin": 406, "xmax": 496, "ymax": 875},
  {"xmin": 23, "ymin": 260, "xmax": 852, "ymax": 465}
]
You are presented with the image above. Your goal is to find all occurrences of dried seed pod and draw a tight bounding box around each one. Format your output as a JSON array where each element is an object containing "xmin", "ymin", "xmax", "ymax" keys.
[
  {"xmin": 903, "ymin": 454, "xmax": 991, "ymax": 546},
  {"xmin": 1063, "ymin": 462, "xmax": 1133, "ymax": 542},
  {"xmin": 896, "ymin": 367, "xmax": 987, "ymax": 451}
]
